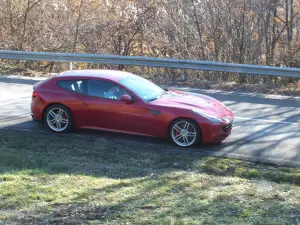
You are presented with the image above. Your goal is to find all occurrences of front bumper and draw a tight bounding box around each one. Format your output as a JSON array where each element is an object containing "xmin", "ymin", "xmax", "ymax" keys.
[{"xmin": 200, "ymin": 120, "xmax": 234, "ymax": 143}]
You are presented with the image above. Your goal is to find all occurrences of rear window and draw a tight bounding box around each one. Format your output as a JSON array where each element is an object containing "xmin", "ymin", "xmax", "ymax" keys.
[
  {"xmin": 57, "ymin": 80, "xmax": 86, "ymax": 94},
  {"xmin": 33, "ymin": 77, "xmax": 53, "ymax": 90}
]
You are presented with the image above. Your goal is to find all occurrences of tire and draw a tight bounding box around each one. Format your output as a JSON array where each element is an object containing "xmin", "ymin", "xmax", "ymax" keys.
[
  {"xmin": 44, "ymin": 104, "xmax": 73, "ymax": 133},
  {"xmin": 169, "ymin": 118, "xmax": 201, "ymax": 147}
]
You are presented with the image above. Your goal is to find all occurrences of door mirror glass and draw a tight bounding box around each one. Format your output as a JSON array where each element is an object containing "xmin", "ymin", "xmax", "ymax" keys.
[{"xmin": 120, "ymin": 94, "xmax": 134, "ymax": 104}]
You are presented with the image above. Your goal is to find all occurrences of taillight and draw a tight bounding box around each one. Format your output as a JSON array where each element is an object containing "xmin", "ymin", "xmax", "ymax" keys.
[{"xmin": 32, "ymin": 90, "xmax": 38, "ymax": 98}]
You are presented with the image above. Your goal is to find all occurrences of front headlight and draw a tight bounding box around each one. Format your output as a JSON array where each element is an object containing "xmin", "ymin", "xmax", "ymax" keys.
[
  {"xmin": 223, "ymin": 116, "xmax": 232, "ymax": 124},
  {"xmin": 192, "ymin": 109, "xmax": 223, "ymax": 124}
]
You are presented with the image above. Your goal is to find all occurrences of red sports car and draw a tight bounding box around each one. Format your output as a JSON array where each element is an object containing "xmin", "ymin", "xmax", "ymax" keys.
[{"xmin": 31, "ymin": 70, "xmax": 234, "ymax": 147}]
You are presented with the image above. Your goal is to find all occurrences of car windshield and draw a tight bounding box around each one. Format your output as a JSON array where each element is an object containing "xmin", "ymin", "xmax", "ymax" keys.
[{"xmin": 119, "ymin": 75, "xmax": 165, "ymax": 102}]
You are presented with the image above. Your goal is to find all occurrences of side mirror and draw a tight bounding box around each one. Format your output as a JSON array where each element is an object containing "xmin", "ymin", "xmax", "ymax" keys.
[{"xmin": 120, "ymin": 94, "xmax": 134, "ymax": 104}]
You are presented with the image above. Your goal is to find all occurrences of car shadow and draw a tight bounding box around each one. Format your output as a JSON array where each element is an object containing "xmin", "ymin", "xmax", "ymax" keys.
[{"xmin": 1, "ymin": 119, "xmax": 221, "ymax": 151}]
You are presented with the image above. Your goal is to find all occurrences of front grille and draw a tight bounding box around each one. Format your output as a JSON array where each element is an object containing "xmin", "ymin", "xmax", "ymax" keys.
[{"xmin": 222, "ymin": 121, "xmax": 233, "ymax": 133}]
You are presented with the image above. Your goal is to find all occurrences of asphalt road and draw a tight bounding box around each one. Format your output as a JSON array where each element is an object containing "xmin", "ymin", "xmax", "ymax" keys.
[{"xmin": 1, "ymin": 75, "xmax": 300, "ymax": 167}]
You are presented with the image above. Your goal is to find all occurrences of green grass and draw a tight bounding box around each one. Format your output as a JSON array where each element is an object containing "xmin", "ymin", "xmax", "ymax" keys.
[{"xmin": 1, "ymin": 130, "xmax": 300, "ymax": 224}]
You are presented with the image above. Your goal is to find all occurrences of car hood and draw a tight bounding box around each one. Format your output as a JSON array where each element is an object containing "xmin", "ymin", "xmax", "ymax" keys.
[{"xmin": 150, "ymin": 90, "xmax": 234, "ymax": 121}]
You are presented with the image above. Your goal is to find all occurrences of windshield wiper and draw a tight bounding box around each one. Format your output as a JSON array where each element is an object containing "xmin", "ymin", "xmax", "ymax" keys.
[
  {"xmin": 148, "ymin": 91, "xmax": 169, "ymax": 102},
  {"xmin": 160, "ymin": 90, "xmax": 168, "ymax": 97},
  {"xmin": 148, "ymin": 97, "xmax": 159, "ymax": 102},
  {"xmin": 148, "ymin": 91, "xmax": 165, "ymax": 102}
]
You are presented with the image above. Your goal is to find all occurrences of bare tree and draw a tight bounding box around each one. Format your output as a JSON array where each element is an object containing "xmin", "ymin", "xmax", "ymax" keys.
[{"xmin": 1, "ymin": 0, "xmax": 300, "ymax": 82}]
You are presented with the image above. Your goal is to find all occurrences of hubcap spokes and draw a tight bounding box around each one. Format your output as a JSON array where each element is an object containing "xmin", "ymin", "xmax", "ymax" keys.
[
  {"xmin": 47, "ymin": 108, "xmax": 69, "ymax": 132},
  {"xmin": 172, "ymin": 121, "xmax": 197, "ymax": 147}
]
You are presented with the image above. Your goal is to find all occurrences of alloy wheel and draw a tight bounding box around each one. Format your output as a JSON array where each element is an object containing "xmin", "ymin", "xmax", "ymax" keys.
[
  {"xmin": 171, "ymin": 120, "xmax": 197, "ymax": 147},
  {"xmin": 46, "ymin": 107, "xmax": 69, "ymax": 132}
]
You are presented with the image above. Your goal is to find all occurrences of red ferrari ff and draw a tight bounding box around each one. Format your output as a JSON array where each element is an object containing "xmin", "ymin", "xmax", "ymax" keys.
[{"xmin": 31, "ymin": 70, "xmax": 234, "ymax": 147}]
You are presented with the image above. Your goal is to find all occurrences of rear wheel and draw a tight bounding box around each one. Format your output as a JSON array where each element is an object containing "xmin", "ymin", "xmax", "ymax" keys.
[
  {"xmin": 44, "ymin": 104, "xmax": 72, "ymax": 133},
  {"xmin": 169, "ymin": 119, "xmax": 201, "ymax": 147}
]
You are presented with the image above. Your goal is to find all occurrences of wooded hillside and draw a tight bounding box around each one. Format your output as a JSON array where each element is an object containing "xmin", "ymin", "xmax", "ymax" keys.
[{"xmin": 1, "ymin": 0, "xmax": 300, "ymax": 85}]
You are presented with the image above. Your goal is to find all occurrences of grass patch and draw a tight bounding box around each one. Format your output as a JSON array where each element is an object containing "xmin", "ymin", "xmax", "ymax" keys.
[
  {"xmin": 200, "ymin": 157, "xmax": 300, "ymax": 184},
  {"xmin": 1, "ymin": 130, "xmax": 300, "ymax": 224}
]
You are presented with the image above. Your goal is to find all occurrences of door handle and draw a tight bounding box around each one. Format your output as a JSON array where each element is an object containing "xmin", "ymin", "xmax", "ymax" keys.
[{"xmin": 82, "ymin": 103, "xmax": 88, "ymax": 106}]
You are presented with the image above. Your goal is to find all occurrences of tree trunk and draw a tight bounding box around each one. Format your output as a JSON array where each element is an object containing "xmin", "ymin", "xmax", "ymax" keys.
[
  {"xmin": 19, "ymin": 0, "xmax": 30, "ymax": 51},
  {"xmin": 72, "ymin": 0, "xmax": 84, "ymax": 53}
]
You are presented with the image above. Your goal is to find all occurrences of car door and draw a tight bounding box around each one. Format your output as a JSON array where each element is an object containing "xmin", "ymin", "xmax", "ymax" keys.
[
  {"xmin": 84, "ymin": 79, "xmax": 144, "ymax": 134},
  {"xmin": 56, "ymin": 79, "xmax": 93, "ymax": 128}
]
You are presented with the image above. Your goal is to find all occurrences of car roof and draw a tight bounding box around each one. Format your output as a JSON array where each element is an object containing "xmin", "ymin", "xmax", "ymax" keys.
[{"xmin": 57, "ymin": 69, "xmax": 133, "ymax": 82}]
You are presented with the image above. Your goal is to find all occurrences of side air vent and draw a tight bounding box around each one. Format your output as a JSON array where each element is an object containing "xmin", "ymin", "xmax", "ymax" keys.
[{"xmin": 148, "ymin": 109, "xmax": 161, "ymax": 116}]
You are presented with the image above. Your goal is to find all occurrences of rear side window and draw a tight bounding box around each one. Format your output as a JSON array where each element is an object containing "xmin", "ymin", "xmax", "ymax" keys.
[{"xmin": 57, "ymin": 80, "xmax": 86, "ymax": 94}]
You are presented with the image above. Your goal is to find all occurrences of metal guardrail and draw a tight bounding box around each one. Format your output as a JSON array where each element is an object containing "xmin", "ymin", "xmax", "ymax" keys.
[{"xmin": 0, "ymin": 50, "xmax": 300, "ymax": 78}]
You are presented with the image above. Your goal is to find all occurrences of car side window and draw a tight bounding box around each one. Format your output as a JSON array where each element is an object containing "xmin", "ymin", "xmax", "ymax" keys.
[
  {"xmin": 87, "ymin": 80, "xmax": 129, "ymax": 100},
  {"xmin": 57, "ymin": 80, "xmax": 85, "ymax": 94}
]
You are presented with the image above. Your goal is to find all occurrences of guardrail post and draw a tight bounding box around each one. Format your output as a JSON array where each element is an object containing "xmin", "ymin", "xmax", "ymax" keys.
[
  {"xmin": 180, "ymin": 69, "xmax": 185, "ymax": 80},
  {"xmin": 69, "ymin": 62, "xmax": 73, "ymax": 70}
]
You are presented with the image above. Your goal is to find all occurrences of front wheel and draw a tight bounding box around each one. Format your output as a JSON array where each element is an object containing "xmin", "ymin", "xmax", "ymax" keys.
[
  {"xmin": 169, "ymin": 119, "xmax": 201, "ymax": 147},
  {"xmin": 44, "ymin": 104, "xmax": 73, "ymax": 133}
]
